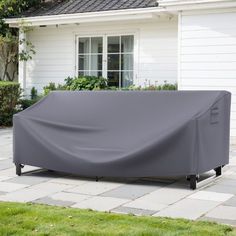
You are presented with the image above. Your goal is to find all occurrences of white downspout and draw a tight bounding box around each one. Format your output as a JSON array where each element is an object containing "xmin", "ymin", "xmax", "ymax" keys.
[
  {"xmin": 177, "ymin": 11, "xmax": 182, "ymax": 90},
  {"xmin": 18, "ymin": 29, "xmax": 27, "ymax": 96}
]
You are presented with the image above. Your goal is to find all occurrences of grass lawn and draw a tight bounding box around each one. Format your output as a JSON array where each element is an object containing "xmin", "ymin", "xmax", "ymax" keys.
[{"xmin": 0, "ymin": 202, "xmax": 235, "ymax": 236}]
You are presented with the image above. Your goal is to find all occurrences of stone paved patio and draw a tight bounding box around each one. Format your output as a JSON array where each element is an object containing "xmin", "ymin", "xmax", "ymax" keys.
[{"xmin": 1, "ymin": 128, "xmax": 236, "ymax": 225}]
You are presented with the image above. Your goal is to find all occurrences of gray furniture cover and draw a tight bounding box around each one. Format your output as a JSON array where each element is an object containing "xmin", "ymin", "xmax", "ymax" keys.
[{"xmin": 13, "ymin": 91, "xmax": 231, "ymax": 178}]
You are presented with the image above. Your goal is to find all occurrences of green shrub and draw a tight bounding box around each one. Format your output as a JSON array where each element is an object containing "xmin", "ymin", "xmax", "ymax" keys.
[
  {"xmin": 0, "ymin": 81, "xmax": 21, "ymax": 126},
  {"xmin": 20, "ymin": 87, "xmax": 43, "ymax": 110},
  {"xmin": 43, "ymin": 82, "xmax": 66, "ymax": 96},
  {"xmin": 156, "ymin": 82, "xmax": 178, "ymax": 91},
  {"xmin": 20, "ymin": 98, "xmax": 41, "ymax": 110},
  {"xmin": 118, "ymin": 83, "xmax": 177, "ymax": 91},
  {"xmin": 30, "ymin": 87, "xmax": 38, "ymax": 100},
  {"xmin": 65, "ymin": 76, "xmax": 108, "ymax": 91},
  {"xmin": 142, "ymin": 82, "xmax": 178, "ymax": 91}
]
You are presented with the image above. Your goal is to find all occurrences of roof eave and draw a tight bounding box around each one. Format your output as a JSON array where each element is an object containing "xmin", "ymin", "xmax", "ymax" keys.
[{"xmin": 5, "ymin": 7, "xmax": 166, "ymax": 27}]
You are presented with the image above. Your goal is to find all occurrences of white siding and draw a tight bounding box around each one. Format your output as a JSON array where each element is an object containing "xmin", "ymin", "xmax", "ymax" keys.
[
  {"xmin": 25, "ymin": 17, "xmax": 178, "ymax": 94},
  {"xmin": 179, "ymin": 10, "xmax": 236, "ymax": 137}
]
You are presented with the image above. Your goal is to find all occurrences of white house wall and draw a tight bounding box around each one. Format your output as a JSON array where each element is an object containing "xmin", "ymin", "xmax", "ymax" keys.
[
  {"xmin": 178, "ymin": 9, "xmax": 236, "ymax": 137},
  {"xmin": 25, "ymin": 17, "xmax": 178, "ymax": 94}
]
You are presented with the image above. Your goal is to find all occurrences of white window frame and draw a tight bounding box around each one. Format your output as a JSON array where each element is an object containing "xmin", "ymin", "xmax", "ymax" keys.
[
  {"xmin": 75, "ymin": 31, "xmax": 138, "ymax": 88},
  {"xmin": 76, "ymin": 35, "xmax": 104, "ymax": 77}
]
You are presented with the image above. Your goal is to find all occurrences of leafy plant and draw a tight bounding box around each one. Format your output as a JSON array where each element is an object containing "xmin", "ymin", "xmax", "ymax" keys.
[
  {"xmin": 30, "ymin": 86, "xmax": 37, "ymax": 100},
  {"xmin": 0, "ymin": 0, "xmax": 42, "ymax": 37},
  {"xmin": 20, "ymin": 98, "xmax": 37, "ymax": 110},
  {"xmin": 43, "ymin": 82, "xmax": 66, "ymax": 96},
  {"xmin": 0, "ymin": 81, "xmax": 21, "ymax": 126},
  {"xmin": 65, "ymin": 76, "xmax": 108, "ymax": 91},
  {"xmin": 157, "ymin": 81, "xmax": 178, "ymax": 91}
]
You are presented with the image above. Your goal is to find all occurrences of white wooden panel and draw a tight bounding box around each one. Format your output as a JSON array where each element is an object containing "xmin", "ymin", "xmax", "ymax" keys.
[
  {"xmin": 182, "ymin": 29, "xmax": 236, "ymax": 39},
  {"xmin": 181, "ymin": 37, "xmax": 236, "ymax": 46},
  {"xmin": 181, "ymin": 62, "xmax": 236, "ymax": 70},
  {"xmin": 182, "ymin": 45, "xmax": 236, "ymax": 54},
  {"xmin": 182, "ymin": 12, "xmax": 236, "ymax": 31},
  {"xmin": 181, "ymin": 54, "xmax": 236, "ymax": 62},
  {"xmin": 179, "ymin": 10, "xmax": 236, "ymax": 139},
  {"xmin": 181, "ymin": 71, "xmax": 236, "ymax": 79},
  {"xmin": 181, "ymin": 79, "xmax": 236, "ymax": 87}
]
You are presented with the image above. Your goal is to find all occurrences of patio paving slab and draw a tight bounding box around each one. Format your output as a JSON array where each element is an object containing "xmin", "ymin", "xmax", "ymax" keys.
[
  {"xmin": 154, "ymin": 199, "xmax": 220, "ymax": 220},
  {"xmin": 0, "ymin": 176, "xmax": 13, "ymax": 181},
  {"xmin": 205, "ymin": 205, "xmax": 236, "ymax": 220},
  {"xmin": 66, "ymin": 181, "xmax": 123, "ymax": 196},
  {"xmin": 0, "ymin": 182, "xmax": 73, "ymax": 203},
  {"xmin": 223, "ymin": 170, "xmax": 236, "ymax": 180},
  {"xmin": 0, "ymin": 168, "xmax": 17, "ymax": 177},
  {"xmin": 7, "ymin": 175, "xmax": 52, "ymax": 186},
  {"xmin": 101, "ymin": 180, "xmax": 166, "ymax": 200},
  {"xmin": 215, "ymin": 178, "xmax": 236, "ymax": 187},
  {"xmin": 124, "ymin": 184, "xmax": 193, "ymax": 208},
  {"xmin": 7, "ymin": 170, "xmax": 66, "ymax": 186},
  {"xmin": 49, "ymin": 177, "xmax": 91, "ymax": 186},
  {"xmin": 187, "ymin": 191, "xmax": 234, "ymax": 202},
  {"xmin": 0, "ymin": 182, "xmax": 29, "ymax": 193},
  {"xmin": 72, "ymin": 196, "xmax": 129, "ymax": 212},
  {"xmin": 50, "ymin": 192, "xmax": 91, "ymax": 203},
  {"xmin": 0, "ymin": 145, "xmax": 13, "ymax": 160},
  {"xmin": 205, "ymin": 184, "xmax": 236, "ymax": 195},
  {"xmin": 223, "ymin": 196, "xmax": 236, "ymax": 207},
  {"xmin": 33, "ymin": 197, "xmax": 75, "ymax": 207},
  {"xmin": 0, "ymin": 159, "xmax": 14, "ymax": 171},
  {"xmin": 123, "ymin": 198, "xmax": 167, "ymax": 211},
  {"xmin": 112, "ymin": 206, "xmax": 157, "ymax": 216}
]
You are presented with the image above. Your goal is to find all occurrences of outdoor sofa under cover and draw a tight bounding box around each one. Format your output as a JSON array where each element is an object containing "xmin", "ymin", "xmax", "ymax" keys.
[{"xmin": 13, "ymin": 91, "xmax": 231, "ymax": 189}]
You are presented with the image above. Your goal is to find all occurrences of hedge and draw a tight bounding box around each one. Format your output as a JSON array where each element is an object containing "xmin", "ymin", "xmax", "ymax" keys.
[{"xmin": 0, "ymin": 81, "xmax": 21, "ymax": 126}]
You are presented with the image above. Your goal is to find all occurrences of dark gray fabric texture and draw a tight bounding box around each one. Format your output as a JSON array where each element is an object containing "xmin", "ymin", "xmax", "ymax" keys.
[{"xmin": 13, "ymin": 91, "xmax": 231, "ymax": 177}]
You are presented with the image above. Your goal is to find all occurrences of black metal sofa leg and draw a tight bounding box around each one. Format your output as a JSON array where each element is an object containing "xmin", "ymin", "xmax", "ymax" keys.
[
  {"xmin": 214, "ymin": 166, "xmax": 222, "ymax": 177},
  {"xmin": 15, "ymin": 164, "xmax": 23, "ymax": 176},
  {"xmin": 190, "ymin": 175, "xmax": 197, "ymax": 190}
]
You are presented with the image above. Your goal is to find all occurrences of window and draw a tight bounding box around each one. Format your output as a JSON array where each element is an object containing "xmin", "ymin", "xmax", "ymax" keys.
[
  {"xmin": 78, "ymin": 37, "xmax": 103, "ymax": 77},
  {"xmin": 77, "ymin": 35, "xmax": 134, "ymax": 88},
  {"xmin": 107, "ymin": 35, "xmax": 134, "ymax": 87}
]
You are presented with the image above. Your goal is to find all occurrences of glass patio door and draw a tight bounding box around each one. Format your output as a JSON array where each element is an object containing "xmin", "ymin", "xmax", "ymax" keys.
[{"xmin": 77, "ymin": 35, "xmax": 134, "ymax": 88}]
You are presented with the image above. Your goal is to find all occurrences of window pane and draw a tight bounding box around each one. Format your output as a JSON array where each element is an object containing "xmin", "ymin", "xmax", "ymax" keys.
[
  {"xmin": 122, "ymin": 71, "xmax": 133, "ymax": 87},
  {"xmin": 91, "ymin": 37, "xmax": 103, "ymax": 54},
  {"xmin": 108, "ymin": 71, "xmax": 120, "ymax": 87},
  {"xmin": 78, "ymin": 71, "xmax": 84, "ymax": 76},
  {"xmin": 79, "ymin": 55, "xmax": 89, "ymax": 71},
  {"xmin": 91, "ymin": 55, "xmax": 103, "ymax": 71},
  {"xmin": 108, "ymin": 54, "xmax": 120, "ymax": 70},
  {"xmin": 121, "ymin": 35, "xmax": 134, "ymax": 53},
  {"xmin": 121, "ymin": 54, "xmax": 133, "ymax": 71},
  {"xmin": 108, "ymin": 36, "xmax": 120, "ymax": 53},
  {"xmin": 91, "ymin": 71, "xmax": 103, "ymax": 77},
  {"xmin": 78, "ymin": 71, "xmax": 90, "ymax": 76},
  {"xmin": 79, "ymin": 38, "xmax": 90, "ymax": 54}
]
